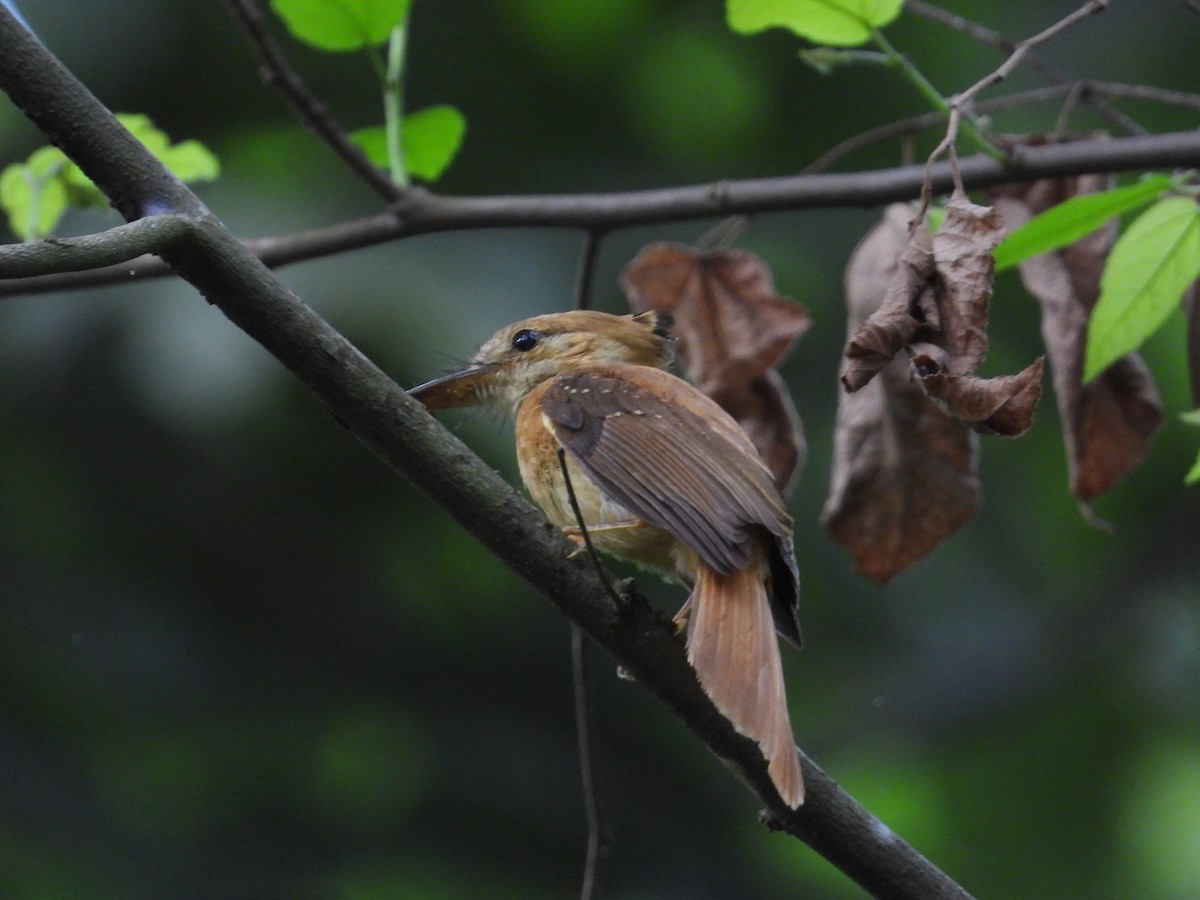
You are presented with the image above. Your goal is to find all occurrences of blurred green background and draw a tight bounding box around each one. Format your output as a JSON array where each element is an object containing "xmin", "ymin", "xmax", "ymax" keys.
[{"xmin": 2, "ymin": 1, "xmax": 1198, "ymax": 897}]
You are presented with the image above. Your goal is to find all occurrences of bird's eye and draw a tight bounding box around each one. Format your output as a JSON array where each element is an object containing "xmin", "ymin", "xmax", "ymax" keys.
[{"xmin": 511, "ymin": 329, "xmax": 541, "ymax": 352}]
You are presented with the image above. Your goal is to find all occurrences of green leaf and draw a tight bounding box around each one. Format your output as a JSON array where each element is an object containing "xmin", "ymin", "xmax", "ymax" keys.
[
  {"xmin": 349, "ymin": 125, "xmax": 389, "ymax": 168},
  {"xmin": 1184, "ymin": 411, "xmax": 1200, "ymax": 485},
  {"xmin": 158, "ymin": 140, "xmax": 221, "ymax": 182},
  {"xmin": 271, "ymin": 0, "xmax": 410, "ymax": 51},
  {"xmin": 925, "ymin": 204, "xmax": 945, "ymax": 234},
  {"xmin": 1, "ymin": 115, "xmax": 218, "ymax": 240},
  {"xmin": 351, "ymin": 106, "xmax": 466, "ymax": 182},
  {"xmin": 1084, "ymin": 197, "xmax": 1200, "ymax": 381},
  {"xmin": 1186, "ymin": 452, "xmax": 1200, "ymax": 485},
  {"xmin": 727, "ymin": 0, "xmax": 903, "ymax": 47},
  {"xmin": 0, "ymin": 146, "xmax": 70, "ymax": 239},
  {"xmin": 402, "ymin": 105, "xmax": 466, "ymax": 181},
  {"xmin": 115, "ymin": 114, "xmax": 220, "ymax": 183},
  {"xmin": 66, "ymin": 114, "xmax": 219, "ymax": 199},
  {"xmin": 994, "ymin": 174, "xmax": 1173, "ymax": 272}
]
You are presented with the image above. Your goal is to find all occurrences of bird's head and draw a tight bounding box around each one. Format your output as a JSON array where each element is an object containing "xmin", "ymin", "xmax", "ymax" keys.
[{"xmin": 410, "ymin": 309, "xmax": 673, "ymax": 411}]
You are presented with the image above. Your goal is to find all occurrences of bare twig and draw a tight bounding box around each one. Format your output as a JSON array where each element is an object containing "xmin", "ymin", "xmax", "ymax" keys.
[
  {"xmin": 567, "ymin": 229, "xmax": 611, "ymax": 900},
  {"xmin": 5, "ymin": 127, "xmax": 1200, "ymax": 298},
  {"xmin": 223, "ymin": 0, "xmax": 403, "ymax": 202},
  {"xmin": 572, "ymin": 624, "xmax": 610, "ymax": 900},
  {"xmin": 917, "ymin": 0, "xmax": 1111, "ymax": 217},
  {"xmin": 804, "ymin": 81, "xmax": 1200, "ymax": 174},
  {"xmin": 907, "ymin": 0, "xmax": 1143, "ymax": 136},
  {"xmin": 557, "ymin": 449, "xmax": 624, "ymax": 609},
  {"xmin": 0, "ymin": 214, "xmax": 192, "ymax": 278},
  {"xmin": 572, "ymin": 231, "xmax": 604, "ymax": 312}
]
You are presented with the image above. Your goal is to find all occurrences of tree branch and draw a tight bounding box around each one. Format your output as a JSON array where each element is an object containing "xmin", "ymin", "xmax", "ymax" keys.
[
  {"xmin": 0, "ymin": 214, "xmax": 192, "ymax": 278},
  {"xmin": 0, "ymin": 8, "xmax": 975, "ymax": 897},
  {"xmin": 5, "ymin": 126, "xmax": 1200, "ymax": 297}
]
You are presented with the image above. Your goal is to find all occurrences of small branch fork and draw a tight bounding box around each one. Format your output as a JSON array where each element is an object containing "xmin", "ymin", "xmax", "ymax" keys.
[
  {"xmin": 915, "ymin": 0, "xmax": 1111, "ymax": 219},
  {"xmin": 802, "ymin": 80, "xmax": 1200, "ymax": 174},
  {"xmin": 907, "ymin": 0, "xmax": 1142, "ymax": 137}
]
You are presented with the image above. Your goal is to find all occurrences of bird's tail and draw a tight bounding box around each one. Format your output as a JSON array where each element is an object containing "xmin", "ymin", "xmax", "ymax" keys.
[{"xmin": 686, "ymin": 556, "xmax": 804, "ymax": 808}]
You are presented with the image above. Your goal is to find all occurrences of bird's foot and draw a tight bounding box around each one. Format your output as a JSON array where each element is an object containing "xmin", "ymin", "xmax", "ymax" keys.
[{"xmin": 561, "ymin": 519, "xmax": 646, "ymax": 558}]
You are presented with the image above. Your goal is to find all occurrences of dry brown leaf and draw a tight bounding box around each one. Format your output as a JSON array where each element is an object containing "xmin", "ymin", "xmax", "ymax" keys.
[
  {"xmin": 825, "ymin": 204, "xmax": 980, "ymax": 582},
  {"xmin": 928, "ymin": 191, "xmax": 1005, "ymax": 376},
  {"xmin": 824, "ymin": 357, "xmax": 979, "ymax": 583},
  {"xmin": 719, "ymin": 370, "xmax": 806, "ymax": 494},
  {"xmin": 911, "ymin": 352, "xmax": 1045, "ymax": 437},
  {"xmin": 621, "ymin": 243, "xmax": 810, "ymax": 395},
  {"xmin": 621, "ymin": 242, "xmax": 810, "ymax": 491},
  {"xmin": 842, "ymin": 210, "xmax": 934, "ymax": 392},
  {"xmin": 992, "ymin": 175, "xmax": 1163, "ymax": 502}
]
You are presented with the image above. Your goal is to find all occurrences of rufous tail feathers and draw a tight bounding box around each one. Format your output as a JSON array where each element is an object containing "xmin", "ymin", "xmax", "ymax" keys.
[{"xmin": 686, "ymin": 557, "xmax": 804, "ymax": 808}]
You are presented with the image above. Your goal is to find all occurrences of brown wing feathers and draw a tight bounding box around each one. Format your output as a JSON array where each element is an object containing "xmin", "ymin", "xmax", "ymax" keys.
[{"xmin": 542, "ymin": 366, "xmax": 788, "ymax": 575}]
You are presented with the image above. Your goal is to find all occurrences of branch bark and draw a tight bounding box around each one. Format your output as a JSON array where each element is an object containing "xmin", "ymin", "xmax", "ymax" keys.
[
  {"xmin": 0, "ymin": 9, "xmax": 973, "ymax": 898},
  {"xmin": 6, "ymin": 126, "xmax": 1200, "ymax": 297}
]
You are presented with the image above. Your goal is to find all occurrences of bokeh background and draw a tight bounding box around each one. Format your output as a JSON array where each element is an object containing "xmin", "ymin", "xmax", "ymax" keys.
[{"xmin": 2, "ymin": 1, "xmax": 1198, "ymax": 897}]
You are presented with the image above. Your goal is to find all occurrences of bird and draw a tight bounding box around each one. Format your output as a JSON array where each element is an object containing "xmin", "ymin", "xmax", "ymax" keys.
[{"xmin": 409, "ymin": 309, "xmax": 804, "ymax": 808}]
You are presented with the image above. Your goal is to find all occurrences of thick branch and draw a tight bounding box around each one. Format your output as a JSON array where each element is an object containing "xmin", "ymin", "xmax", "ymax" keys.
[
  {"xmin": 5, "ymin": 127, "xmax": 1200, "ymax": 297},
  {"xmin": 0, "ymin": 10, "xmax": 971, "ymax": 898}
]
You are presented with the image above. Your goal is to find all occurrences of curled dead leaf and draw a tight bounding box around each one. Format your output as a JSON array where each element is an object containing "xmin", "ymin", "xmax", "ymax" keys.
[
  {"xmin": 911, "ymin": 353, "xmax": 1045, "ymax": 437},
  {"xmin": 826, "ymin": 204, "xmax": 981, "ymax": 582},
  {"xmin": 842, "ymin": 209, "xmax": 934, "ymax": 392},
  {"xmin": 928, "ymin": 192, "xmax": 1005, "ymax": 376}
]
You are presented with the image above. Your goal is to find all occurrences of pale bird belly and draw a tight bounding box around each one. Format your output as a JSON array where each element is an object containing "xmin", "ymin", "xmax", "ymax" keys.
[{"xmin": 516, "ymin": 424, "xmax": 678, "ymax": 576}]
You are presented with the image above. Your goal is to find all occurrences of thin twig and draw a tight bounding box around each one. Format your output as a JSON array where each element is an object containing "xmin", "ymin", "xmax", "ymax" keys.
[
  {"xmin": 917, "ymin": 0, "xmax": 1111, "ymax": 218},
  {"xmin": 572, "ymin": 231, "xmax": 604, "ymax": 311},
  {"xmin": 907, "ymin": 0, "xmax": 1143, "ymax": 136},
  {"xmin": 223, "ymin": 0, "xmax": 403, "ymax": 202},
  {"xmin": 1050, "ymin": 82, "xmax": 1086, "ymax": 141},
  {"xmin": 557, "ymin": 449, "xmax": 624, "ymax": 608},
  {"xmin": 697, "ymin": 215, "xmax": 749, "ymax": 250},
  {"xmin": 572, "ymin": 623, "xmax": 609, "ymax": 900},
  {"xmin": 803, "ymin": 80, "xmax": 1200, "ymax": 174},
  {"xmin": 567, "ymin": 229, "xmax": 611, "ymax": 900}
]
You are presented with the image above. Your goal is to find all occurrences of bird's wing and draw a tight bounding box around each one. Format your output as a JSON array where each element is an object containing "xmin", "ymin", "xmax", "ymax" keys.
[{"xmin": 540, "ymin": 364, "xmax": 790, "ymax": 576}]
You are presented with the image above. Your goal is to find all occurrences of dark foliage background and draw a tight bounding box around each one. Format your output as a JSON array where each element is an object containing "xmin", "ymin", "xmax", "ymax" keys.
[{"xmin": 1, "ymin": 1, "xmax": 1198, "ymax": 897}]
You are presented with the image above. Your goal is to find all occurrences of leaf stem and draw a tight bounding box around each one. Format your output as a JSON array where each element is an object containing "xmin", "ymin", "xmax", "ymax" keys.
[
  {"xmin": 384, "ymin": 23, "xmax": 408, "ymax": 187},
  {"xmin": 870, "ymin": 27, "xmax": 1000, "ymax": 159}
]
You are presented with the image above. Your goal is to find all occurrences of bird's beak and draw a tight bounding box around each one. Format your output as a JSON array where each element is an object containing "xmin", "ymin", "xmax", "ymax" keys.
[{"xmin": 408, "ymin": 364, "xmax": 497, "ymax": 409}]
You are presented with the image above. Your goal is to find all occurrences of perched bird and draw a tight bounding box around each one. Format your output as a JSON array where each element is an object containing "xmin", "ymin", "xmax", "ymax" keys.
[{"xmin": 410, "ymin": 310, "xmax": 804, "ymax": 807}]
